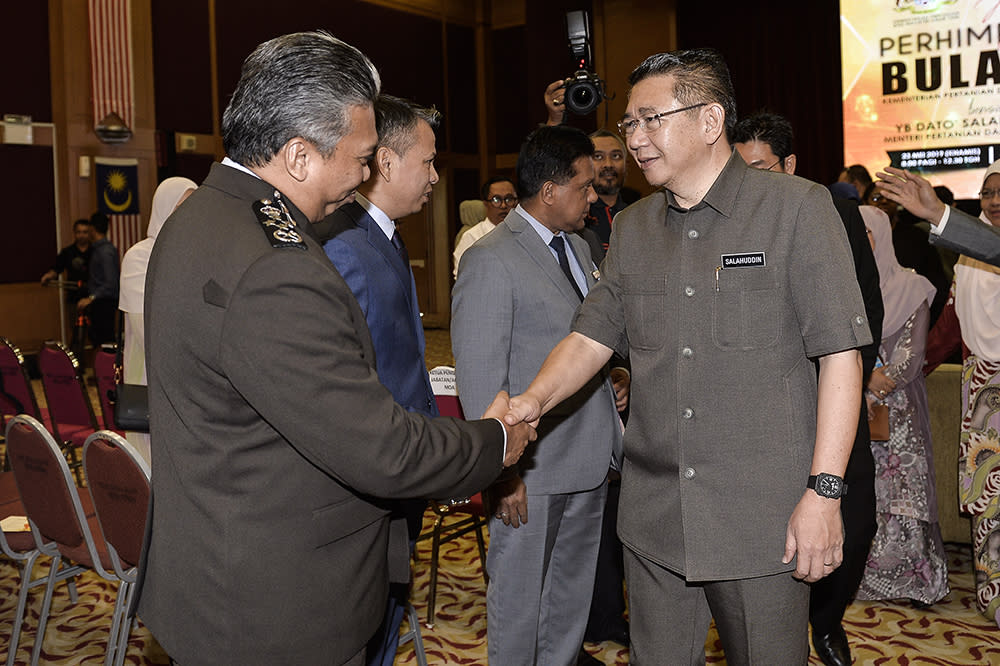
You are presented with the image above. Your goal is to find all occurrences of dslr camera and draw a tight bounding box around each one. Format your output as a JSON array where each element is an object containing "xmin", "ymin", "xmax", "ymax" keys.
[{"xmin": 562, "ymin": 10, "xmax": 606, "ymax": 116}]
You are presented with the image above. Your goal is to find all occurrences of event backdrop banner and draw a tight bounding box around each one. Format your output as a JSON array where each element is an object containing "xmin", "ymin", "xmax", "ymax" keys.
[{"xmin": 841, "ymin": 0, "xmax": 1000, "ymax": 197}]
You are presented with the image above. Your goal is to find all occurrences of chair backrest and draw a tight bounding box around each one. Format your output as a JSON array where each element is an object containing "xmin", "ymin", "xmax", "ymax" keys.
[
  {"xmin": 5, "ymin": 415, "xmax": 98, "ymax": 560},
  {"xmin": 0, "ymin": 470, "xmax": 35, "ymax": 556},
  {"xmin": 37, "ymin": 340, "xmax": 98, "ymax": 435},
  {"xmin": 0, "ymin": 337, "xmax": 43, "ymax": 426},
  {"xmin": 93, "ymin": 345, "xmax": 118, "ymax": 430},
  {"xmin": 428, "ymin": 367, "xmax": 484, "ymax": 514},
  {"xmin": 83, "ymin": 431, "xmax": 150, "ymax": 570},
  {"xmin": 434, "ymin": 394, "xmax": 465, "ymax": 419},
  {"xmin": 429, "ymin": 366, "xmax": 465, "ymax": 419}
]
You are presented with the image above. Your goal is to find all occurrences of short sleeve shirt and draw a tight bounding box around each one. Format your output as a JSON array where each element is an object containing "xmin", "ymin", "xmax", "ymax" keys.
[{"xmin": 572, "ymin": 150, "xmax": 871, "ymax": 580}]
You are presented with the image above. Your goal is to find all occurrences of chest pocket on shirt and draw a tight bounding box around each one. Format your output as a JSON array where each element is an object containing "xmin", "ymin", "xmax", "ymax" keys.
[
  {"xmin": 622, "ymin": 274, "xmax": 669, "ymax": 351},
  {"xmin": 712, "ymin": 267, "xmax": 780, "ymax": 350}
]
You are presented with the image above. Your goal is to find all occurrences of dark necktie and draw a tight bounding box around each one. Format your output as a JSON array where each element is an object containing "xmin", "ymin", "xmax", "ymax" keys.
[
  {"xmin": 391, "ymin": 229, "xmax": 410, "ymax": 271},
  {"xmin": 549, "ymin": 235, "xmax": 584, "ymax": 301}
]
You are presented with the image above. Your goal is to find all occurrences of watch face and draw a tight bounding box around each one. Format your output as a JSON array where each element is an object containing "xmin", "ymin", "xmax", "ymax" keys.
[{"xmin": 818, "ymin": 474, "xmax": 842, "ymax": 496}]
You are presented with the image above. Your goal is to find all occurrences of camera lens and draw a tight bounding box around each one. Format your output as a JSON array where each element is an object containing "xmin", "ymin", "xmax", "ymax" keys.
[
  {"xmin": 572, "ymin": 85, "xmax": 593, "ymax": 106},
  {"xmin": 567, "ymin": 81, "xmax": 598, "ymax": 115}
]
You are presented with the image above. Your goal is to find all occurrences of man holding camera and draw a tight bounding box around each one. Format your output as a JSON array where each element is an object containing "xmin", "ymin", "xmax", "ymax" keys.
[
  {"xmin": 545, "ymin": 83, "xmax": 639, "ymax": 263},
  {"xmin": 544, "ymin": 82, "xmax": 637, "ymax": 649}
]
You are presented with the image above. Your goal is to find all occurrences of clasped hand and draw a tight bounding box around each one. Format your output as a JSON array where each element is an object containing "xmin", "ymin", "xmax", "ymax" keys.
[{"xmin": 482, "ymin": 391, "xmax": 538, "ymax": 468}]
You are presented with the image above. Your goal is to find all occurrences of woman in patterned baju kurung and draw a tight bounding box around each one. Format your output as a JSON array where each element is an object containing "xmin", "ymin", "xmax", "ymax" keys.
[
  {"xmin": 926, "ymin": 160, "xmax": 1000, "ymax": 626},
  {"xmin": 857, "ymin": 205, "xmax": 950, "ymax": 605}
]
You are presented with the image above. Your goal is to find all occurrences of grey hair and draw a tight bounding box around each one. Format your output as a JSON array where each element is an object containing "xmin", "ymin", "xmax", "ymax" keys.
[
  {"xmin": 222, "ymin": 30, "xmax": 381, "ymax": 167},
  {"xmin": 628, "ymin": 48, "xmax": 737, "ymax": 137},
  {"xmin": 373, "ymin": 95, "xmax": 441, "ymax": 156}
]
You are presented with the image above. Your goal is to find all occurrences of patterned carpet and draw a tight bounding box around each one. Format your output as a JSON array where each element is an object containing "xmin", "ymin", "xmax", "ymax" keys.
[
  {"xmin": 1, "ymin": 518, "xmax": 996, "ymax": 665},
  {"xmin": 1, "ymin": 331, "xmax": 998, "ymax": 663}
]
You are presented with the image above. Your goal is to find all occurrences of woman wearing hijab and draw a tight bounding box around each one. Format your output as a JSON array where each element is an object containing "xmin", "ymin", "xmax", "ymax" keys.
[
  {"xmin": 880, "ymin": 159, "xmax": 1000, "ymax": 626},
  {"xmin": 118, "ymin": 177, "xmax": 197, "ymax": 461},
  {"xmin": 855, "ymin": 204, "xmax": 950, "ymax": 606}
]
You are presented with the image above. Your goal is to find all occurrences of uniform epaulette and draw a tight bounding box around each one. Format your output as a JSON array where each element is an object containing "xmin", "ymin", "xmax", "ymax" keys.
[{"xmin": 252, "ymin": 191, "xmax": 307, "ymax": 250}]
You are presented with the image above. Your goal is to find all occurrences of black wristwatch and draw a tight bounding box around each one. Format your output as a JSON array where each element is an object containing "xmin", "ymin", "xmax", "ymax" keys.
[{"xmin": 807, "ymin": 473, "xmax": 847, "ymax": 499}]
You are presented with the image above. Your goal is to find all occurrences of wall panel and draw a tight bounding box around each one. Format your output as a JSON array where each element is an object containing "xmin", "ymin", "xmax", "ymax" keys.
[
  {"xmin": 0, "ymin": 3, "xmax": 52, "ymax": 123},
  {"xmin": 151, "ymin": 0, "xmax": 214, "ymax": 135}
]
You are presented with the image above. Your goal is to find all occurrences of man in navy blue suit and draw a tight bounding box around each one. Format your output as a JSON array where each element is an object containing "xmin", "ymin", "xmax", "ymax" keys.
[{"xmin": 320, "ymin": 94, "xmax": 441, "ymax": 666}]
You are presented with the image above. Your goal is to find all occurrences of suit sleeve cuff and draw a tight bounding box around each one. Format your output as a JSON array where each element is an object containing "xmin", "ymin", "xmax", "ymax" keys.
[
  {"xmin": 931, "ymin": 205, "xmax": 950, "ymax": 235},
  {"xmin": 492, "ymin": 418, "xmax": 507, "ymax": 468}
]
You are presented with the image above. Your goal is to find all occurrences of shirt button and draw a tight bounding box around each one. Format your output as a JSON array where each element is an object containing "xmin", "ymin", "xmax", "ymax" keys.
[
  {"xmin": 682, "ymin": 407, "xmax": 694, "ymax": 419},
  {"xmin": 687, "ymin": 229, "xmax": 699, "ymax": 239},
  {"xmin": 684, "ymin": 467, "xmax": 696, "ymax": 479},
  {"xmin": 681, "ymin": 347, "xmax": 694, "ymax": 358},
  {"xmin": 684, "ymin": 286, "xmax": 695, "ymax": 297}
]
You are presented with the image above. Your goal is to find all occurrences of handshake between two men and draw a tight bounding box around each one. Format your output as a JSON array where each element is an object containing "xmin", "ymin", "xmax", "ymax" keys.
[{"xmin": 481, "ymin": 390, "xmax": 539, "ymax": 468}]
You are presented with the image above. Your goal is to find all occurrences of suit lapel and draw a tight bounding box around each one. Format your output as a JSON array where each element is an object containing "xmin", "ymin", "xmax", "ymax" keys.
[
  {"xmin": 566, "ymin": 233, "xmax": 597, "ymax": 293},
  {"xmin": 506, "ymin": 210, "xmax": 584, "ymax": 306},
  {"xmin": 354, "ymin": 208, "xmax": 414, "ymax": 307}
]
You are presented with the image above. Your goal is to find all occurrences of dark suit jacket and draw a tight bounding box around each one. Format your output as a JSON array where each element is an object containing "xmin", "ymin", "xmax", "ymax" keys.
[
  {"xmin": 137, "ymin": 163, "xmax": 504, "ymax": 665},
  {"xmin": 933, "ymin": 206, "xmax": 1000, "ymax": 267},
  {"xmin": 893, "ymin": 215, "xmax": 950, "ymax": 323},
  {"xmin": 321, "ymin": 200, "xmax": 437, "ymax": 417},
  {"xmin": 832, "ymin": 197, "xmax": 883, "ymax": 378}
]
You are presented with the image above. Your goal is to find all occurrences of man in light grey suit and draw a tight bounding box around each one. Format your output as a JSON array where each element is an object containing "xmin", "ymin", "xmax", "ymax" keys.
[
  {"xmin": 877, "ymin": 165, "xmax": 1000, "ymax": 268},
  {"xmin": 452, "ymin": 124, "xmax": 627, "ymax": 665}
]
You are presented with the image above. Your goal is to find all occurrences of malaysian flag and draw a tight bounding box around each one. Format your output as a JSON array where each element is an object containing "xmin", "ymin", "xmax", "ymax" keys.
[{"xmin": 89, "ymin": 0, "xmax": 141, "ymax": 256}]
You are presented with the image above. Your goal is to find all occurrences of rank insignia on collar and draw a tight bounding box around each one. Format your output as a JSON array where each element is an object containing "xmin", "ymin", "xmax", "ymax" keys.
[
  {"xmin": 252, "ymin": 192, "xmax": 306, "ymax": 250},
  {"xmin": 591, "ymin": 269, "xmax": 601, "ymax": 281}
]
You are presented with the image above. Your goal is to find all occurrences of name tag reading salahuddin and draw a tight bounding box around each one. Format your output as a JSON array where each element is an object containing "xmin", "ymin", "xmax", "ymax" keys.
[{"xmin": 721, "ymin": 252, "xmax": 766, "ymax": 268}]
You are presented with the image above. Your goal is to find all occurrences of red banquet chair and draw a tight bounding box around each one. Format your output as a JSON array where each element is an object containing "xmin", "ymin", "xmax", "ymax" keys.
[
  {"xmin": 0, "ymin": 336, "xmax": 48, "ymax": 435},
  {"xmin": 93, "ymin": 344, "xmax": 122, "ymax": 432},
  {"xmin": 5, "ymin": 414, "xmax": 117, "ymax": 666},
  {"xmin": 37, "ymin": 339, "xmax": 100, "ymax": 481},
  {"xmin": 83, "ymin": 430, "xmax": 151, "ymax": 666},
  {"xmin": 424, "ymin": 366, "xmax": 489, "ymax": 627},
  {"xmin": 0, "ymin": 459, "xmax": 45, "ymax": 666}
]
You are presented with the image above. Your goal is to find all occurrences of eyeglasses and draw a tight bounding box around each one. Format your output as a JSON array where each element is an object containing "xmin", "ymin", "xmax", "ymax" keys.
[
  {"xmin": 980, "ymin": 189, "xmax": 1000, "ymax": 199},
  {"xmin": 617, "ymin": 103, "xmax": 707, "ymax": 137},
  {"xmin": 749, "ymin": 158, "xmax": 783, "ymax": 172},
  {"xmin": 487, "ymin": 195, "xmax": 518, "ymax": 206}
]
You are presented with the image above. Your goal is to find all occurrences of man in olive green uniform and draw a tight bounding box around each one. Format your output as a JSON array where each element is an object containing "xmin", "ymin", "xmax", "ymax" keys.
[{"xmin": 137, "ymin": 31, "xmax": 533, "ymax": 666}]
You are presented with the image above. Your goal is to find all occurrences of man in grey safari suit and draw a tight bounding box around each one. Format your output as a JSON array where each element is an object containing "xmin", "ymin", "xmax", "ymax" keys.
[
  {"xmin": 452, "ymin": 125, "xmax": 627, "ymax": 665},
  {"xmin": 504, "ymin": 50, "xmax": 871, "ymax": 664}
]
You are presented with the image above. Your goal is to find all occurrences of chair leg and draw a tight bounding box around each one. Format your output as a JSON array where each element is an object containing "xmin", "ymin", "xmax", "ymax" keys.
[
  {"xmin": 405, "ymin": 603, "xmax": 428, "ymax": 666},
  {"xmin": 473, "ymin": 519, "xmax": 488, "ymax": 584},
  {"xmin": 30, "ymin": 554, "xmax": 65, "ymax": 666},
  {"xmin": 425, "ymin": 514, "xmax": 445, "ymax": 628},
  {"xmin": 5, "ymin": 551, "xmax": 40, "ymax": 666},
  {"xmin": 117, "ymin": 583, "xmax": 140, "ymax": 666},
  {"xmin": 105, "ymin": 579, "xmax": 129, "ymax": 666},
  {"xmin": 60, "ymin": 442, "xmax": 84, "ymax": 486},
  {"xmin": 66, "ymin": 575, "xmax": 79, "ymax": 604}
]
